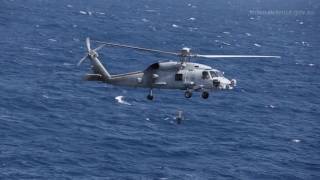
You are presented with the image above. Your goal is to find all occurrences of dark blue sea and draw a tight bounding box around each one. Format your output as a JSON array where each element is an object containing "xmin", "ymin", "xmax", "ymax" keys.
[{"xmin": 1, "ymin": 0, "xmax": 319, "ymax": 179}]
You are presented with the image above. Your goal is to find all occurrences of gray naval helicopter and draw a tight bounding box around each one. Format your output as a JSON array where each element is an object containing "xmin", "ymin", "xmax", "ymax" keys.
[{"xmin": 78, "ymin": 37, "xmax": 280, "ymax": 100}]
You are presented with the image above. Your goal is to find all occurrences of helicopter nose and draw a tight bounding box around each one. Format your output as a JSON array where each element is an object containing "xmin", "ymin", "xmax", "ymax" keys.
[
  {"xmin": 224, "ymin": 78, "xmax": 237, "ymax": 89},
  {"xmin": 216, "ymin": 78, "xmax": 233, "ymax": 90},
  {"xmin": 224, "ymin": 78, "xmax": 232, "ymax": 89}
]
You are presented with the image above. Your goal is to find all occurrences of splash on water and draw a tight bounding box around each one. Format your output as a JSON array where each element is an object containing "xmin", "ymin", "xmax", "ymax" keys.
[{"xmin": 115, "ymin": 96, "xmax": 131, "ymax": 105}]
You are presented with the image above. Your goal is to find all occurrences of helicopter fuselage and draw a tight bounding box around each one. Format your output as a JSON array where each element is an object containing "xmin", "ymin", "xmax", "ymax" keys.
[
  {"xmin": 105, "ymin": 61, "xmax": 235, "ymax": 92},
  {"xmin": 82, "ymin": 49, "xmax": 236, "ymax": 100}
]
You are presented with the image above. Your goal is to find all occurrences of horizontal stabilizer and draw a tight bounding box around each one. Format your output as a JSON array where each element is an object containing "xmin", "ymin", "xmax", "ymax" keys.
[{"xmin": 84, "ymin": 74, "xmax": 104, "ymax": 81}]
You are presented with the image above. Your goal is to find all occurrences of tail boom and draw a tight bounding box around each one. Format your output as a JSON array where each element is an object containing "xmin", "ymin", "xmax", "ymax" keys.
[{"xmin": 89, "ymin": 56, "xmax": 111, "ymax": 81}]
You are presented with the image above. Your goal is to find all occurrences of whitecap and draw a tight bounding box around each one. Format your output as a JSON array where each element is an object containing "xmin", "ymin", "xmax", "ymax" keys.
[
  {"xmin": 245, "ymin": 33, "xmax": 252, "ymax": 36},
  {"xmin": 145, "ymin": 118, "xmax": 150, "ymax": 121},
  {"xmin": 188, "ymin": 17, "xmax": 196, "ymax": 21},
  {"xmin": 254, "ymin": 43, "xmax": 261, "ymax": 47},
  {"xmin": 292, "ymin": 139, "xmax": 301, "ymax": 143},
  {"xmin": 172, "ymin": 24, "xmax": 179, "ymax": 28},
  {"xmin": 145, "ymin": 10, "xmax": 157, "ymax": 13},
  {"xmin": 48, "ymin": 38, "xmax": 57, "ymax": 42},
  {"xmin": 79, "ymin": 11, "xmax": 87, "ymax": 15},
  {"xmin": 301, "ymin": 41, "xmax": 310, "ymax": 47},
  {"xmin": 299, "ymin": 21, "xmax": 304, "ymax": 25},
  {"xmin": 66, "ymin": 4, "xmax": 73, "ymax": 8},
  {"xmin": 141, "ymin": 18, "xmax": 149, "ymax": 22},
  {"xmin": 222, "ymin": 41, "xmax": 231, "ymax": 46},
  {"xmin": 223, "ymin": 31, "xmax": 230, "ymax": 34},
  {"xmin": 23, "ymin": 47, "xmax": 40, "ymax": 51},
  {"xmin": 42, "ymin": 95, "xmax": 49, "ymax": 99},
  {"xmin": 188, "ymin": 27, "xmax": 198, "ymax": 32},
  {"xmin": 115, "ymin": 96, "xmax": 131, "ymax": 105},
  {"xmin": 87, "ymin": 11, "xmax": 92, "ymax": 16},
  {"xmin": 308, "ymin": 64, "xmax": 314, "ymax": 67},
  {"xmin": 265, "ymin": 105, "xmax": 275, "ymax": 109}
]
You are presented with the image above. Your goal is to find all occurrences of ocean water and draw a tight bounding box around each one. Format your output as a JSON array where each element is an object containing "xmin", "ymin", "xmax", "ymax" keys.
[{"xmin": 1, "ymin": 0, "xmax": 320, "ymax": 179}]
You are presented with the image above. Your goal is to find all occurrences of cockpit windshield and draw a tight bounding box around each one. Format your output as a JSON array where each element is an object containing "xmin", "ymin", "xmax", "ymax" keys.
[{"xmin": 210, "ymin": 71, "xmax": 223, "ymax": 77}]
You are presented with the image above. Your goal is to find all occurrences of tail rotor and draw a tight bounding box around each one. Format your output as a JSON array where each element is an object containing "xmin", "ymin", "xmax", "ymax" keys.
[{"xmin": 77, "ymin": 37, "xmax": 105, "ymax": 66}]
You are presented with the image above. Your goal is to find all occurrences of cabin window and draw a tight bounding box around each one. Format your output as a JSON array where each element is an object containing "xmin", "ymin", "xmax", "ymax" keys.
[
  {"xmin": 175, "ymin": 73, "xmax": 183, "ymax": 81},
  {"xmin": 202, "ymin": 71, "xmax": 210, "ymax": 79}
]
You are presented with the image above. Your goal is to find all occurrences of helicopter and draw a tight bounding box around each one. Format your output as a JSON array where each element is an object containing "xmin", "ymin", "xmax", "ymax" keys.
[{"xmin": 78, "ymin": 37, "xmax": 280, "ymax": 100}]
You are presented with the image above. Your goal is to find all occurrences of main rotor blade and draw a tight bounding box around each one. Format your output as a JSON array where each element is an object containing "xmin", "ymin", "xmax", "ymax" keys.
[
  {"xmin": 86, "ymin": 37, "xmax": 91, "ymax": 51},
  {"xmin": 77, "ymin": 54, "xmax": 89, "ymax": 66},
  {"xmin": 193, "ymin": 54, "xmax": 281, "ymax": 59},
  {"xmin": 94, "ymin": 40, "xmax": 179, "ymax": 56},
  {"xmin": 93, "ymin": 44, "xmax": 106, "ymax": 52}
]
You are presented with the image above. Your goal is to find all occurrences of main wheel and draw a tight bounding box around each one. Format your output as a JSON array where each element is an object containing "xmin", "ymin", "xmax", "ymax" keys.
[
  {"xmin": 147, "ymin": 94, "xmax": 154, "ymax": 100},
  {"xmin": 201, "ymin": 91, "xmax": 209, "ymax": 99},
  {"xmin": 184, "ymin": 91, "xmax": 192, "ymax": 98}
]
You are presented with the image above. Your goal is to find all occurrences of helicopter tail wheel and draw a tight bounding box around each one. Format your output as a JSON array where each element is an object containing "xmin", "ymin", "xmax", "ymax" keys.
[
  {"xmin": 201, "ymin": 91, "xmax": 209, "ymax": 99},
  {"xmin": 184, "ymin": 90, "xmax": 192, "ymax": 98}
]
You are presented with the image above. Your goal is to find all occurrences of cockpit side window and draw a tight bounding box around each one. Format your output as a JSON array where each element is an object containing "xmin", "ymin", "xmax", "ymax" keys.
[
  {"xmin": 210, "ymin": 71, "xmax": 218, "ymax": 77},
  {"xmin": 210, "ymin": 71, "xmax": 223, "ymax": 77},
  {"xmin": 202, "ymin": 71, "xmax": 210, "ymax": 79}
]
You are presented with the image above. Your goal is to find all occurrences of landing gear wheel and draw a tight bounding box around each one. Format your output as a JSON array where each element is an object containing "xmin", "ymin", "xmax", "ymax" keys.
[
  {"xmin": 201, "ymin": 91, "xmax": 209, "ymax": 99},
  {"xmin": 147, "ymin": 94, "xmax": 154, "ymax": 100},
  {"xmin": 184, "ymin": 91, "xmax": 192, "ymax": 98}
]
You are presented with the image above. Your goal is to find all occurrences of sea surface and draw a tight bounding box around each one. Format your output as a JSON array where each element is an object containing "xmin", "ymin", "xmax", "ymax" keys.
[{"xmin": 1, "ymin": 0, "xmax": 320, "ymax": 179}]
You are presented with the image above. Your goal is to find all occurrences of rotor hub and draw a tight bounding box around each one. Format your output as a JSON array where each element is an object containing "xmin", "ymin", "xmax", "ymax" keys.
[
  {"xmin": 180, "ymin": 47, "xmax": 191, "ymax": 57},
  {"xmin": 89, "ymin": 50, "xmax": 98, "ymax": 58}
]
